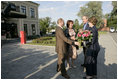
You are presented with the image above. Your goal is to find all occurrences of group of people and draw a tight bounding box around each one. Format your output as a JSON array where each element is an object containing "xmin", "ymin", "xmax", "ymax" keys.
[{"xmin": 55, "ymin": 16, "xmax": 100, "ymax": 79}]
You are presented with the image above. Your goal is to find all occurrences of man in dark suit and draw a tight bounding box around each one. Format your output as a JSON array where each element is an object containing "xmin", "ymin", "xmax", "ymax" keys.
[
  {"xmin": 55, "ymin": 18, "xmax": 79, "ymax": 79},
  {"xmin": 81, "ymin": 16, "xmax": 90, "ymax": 67}
]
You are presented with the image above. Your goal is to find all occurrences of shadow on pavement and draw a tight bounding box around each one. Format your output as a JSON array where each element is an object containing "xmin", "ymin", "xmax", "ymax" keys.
[
  {"xmin": 56, "ymin": 45, "xmax": 117, "ymax": 79},
  {"xmin": 1, "ymin": 44, "xmax": 117, "ymax": 79}
]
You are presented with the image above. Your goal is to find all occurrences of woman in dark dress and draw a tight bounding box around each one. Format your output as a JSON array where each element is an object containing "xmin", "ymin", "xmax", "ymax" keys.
[
  {"xmin": 83, "ymin": 16, "xmax": 100, "ymax": 79},
  {"xmin": 64, "ymin": 20, "xmax": 77, "ymax": 68}
]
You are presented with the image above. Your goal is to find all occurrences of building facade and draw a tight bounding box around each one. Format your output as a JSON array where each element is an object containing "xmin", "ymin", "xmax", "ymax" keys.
[{"xmin": 1, "ymin": 1, "xmax": 40, "ymax": 38}]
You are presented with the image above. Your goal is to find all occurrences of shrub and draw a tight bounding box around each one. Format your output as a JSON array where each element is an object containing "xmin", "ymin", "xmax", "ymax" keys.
[
  {"xmin": 30, "ymin": 37, "xmax": 56, "ymax": 46},
  {"xmin": 27, "ymin": 35, "xmax": 40, "ymax": 40}
]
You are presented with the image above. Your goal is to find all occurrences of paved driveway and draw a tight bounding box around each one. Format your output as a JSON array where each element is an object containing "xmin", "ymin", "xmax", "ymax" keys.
[{"xmin": 1, "ymin": 33, "xmax": 117, "ymax": 79}]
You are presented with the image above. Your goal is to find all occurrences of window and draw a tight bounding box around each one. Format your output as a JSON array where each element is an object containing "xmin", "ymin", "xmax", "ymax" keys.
[
  {"xmin": 16, "ymin": 6, "xmax": 20, "ymax": 12},
  {"xmin": 30, "ymin": 8, "xmax": 35, "ymax": 18},
  {"xmin": 31, "ymin": 24, "xmax": 36, "ymax": 35},
  {"xmin": 24, "ymin": 24, "xmax": 28, "ymax": 36},
  {"xmin": 21, "ymin": 6, "xmax": 26, "ymax": 14}
]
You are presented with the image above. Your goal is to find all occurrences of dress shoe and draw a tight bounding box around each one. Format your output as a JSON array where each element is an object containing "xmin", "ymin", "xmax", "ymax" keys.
[
  {"xmin": 56, "ymin": 68, "xmax": 61, "ymax": 72},
  {"xmin": 72, "ymin": 65, "xmax": 77, "ymax": 68},
  {"xmin": 81, "ymin": 64, "xmax": 86, "ymax": 67},
  {"xmin": 83, "ymin": 76, "xmax": 93, "ymax": 79},
  {"xmin": 62, "ymin": 74, "xmax": 70, "ymax": 79},
  {"xmin": 56, "ymin": 65, "xmax": 61, "ymax": 72},
  {"xmin": 93, "ymin": 75, "xmax": 97, "ymax": 79}
]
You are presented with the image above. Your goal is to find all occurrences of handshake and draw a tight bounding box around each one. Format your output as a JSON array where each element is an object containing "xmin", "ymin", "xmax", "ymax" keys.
[
  {"xmin": 70, "ymin": 36, "xmax": 80, "ymax": 46},
  {"xmin": 74, "ymin": 41, "xmax": 80, "ymax": 46}
]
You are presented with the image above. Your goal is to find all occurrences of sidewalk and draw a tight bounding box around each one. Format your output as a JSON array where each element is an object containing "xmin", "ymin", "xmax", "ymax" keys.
[
  {"xmin": 1, "ymin": 33, "xmax": 117, "ymax": 79},
  {"xmin": 97, "ymin": 33, "xmax": 117, "ymax": 79}
]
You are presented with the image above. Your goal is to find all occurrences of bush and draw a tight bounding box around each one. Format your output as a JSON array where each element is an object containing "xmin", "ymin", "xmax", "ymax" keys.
[
  {"xmin": 30, "ymin": 37, "xmax": 56, "ymax": 46},
  {"xmin": 27, "ymin": 35, "xmax": 40, "ymax": 40}
]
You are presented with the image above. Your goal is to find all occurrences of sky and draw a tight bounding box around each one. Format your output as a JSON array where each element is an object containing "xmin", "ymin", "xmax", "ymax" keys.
[{"xmin": 33, "ymin": 1, "xmax": 113, "ymax": 24}]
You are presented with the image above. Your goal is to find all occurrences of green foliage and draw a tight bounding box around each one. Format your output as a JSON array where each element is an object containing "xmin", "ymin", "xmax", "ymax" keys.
[
  {"xmin": 39, "ymin": 17, "xmax": 58, "ymax": 35},
  {"xmin": 48, "ymin": 21, "xmax": 57, "ymax": 33},
  {"xmin": 79, "ymin": 23, "xmax": 83, "ymax": 29},
  {"xmin": 104, "ymin": 13, "xmax": 109, "ymax": 19},
  {"xmin": 62, "ymin": 26, "xmax": 67, "ymax": 31},
  {"xmin": 73, "ymin": 19, "xmax": 80, "ymax": 33},
  {"xmin": 50, "ymin": 21, "xmax": 57, "ymax": 29},
  {"xmin": 27, "ymin": 35, "xmax": 40, "ymax": 40},
  {"xmin": 107, "ymin": 1, "xmax": 117, "ymax": 29},
  {"xmin": 39, "ymin": 17, "xmax": 51, "ymax": 35},
  {"xmin": 112, "ymin": 1, "xmax": 117, "ymax": 16},
  {"xmin": 98, "ymin": 31, "xmax": 107, "ymax": 35},
  {"xmin": 77, "ymin": 1, "xmax": 103, "ymax": 28},
  {"xmin": 30, "ymin": 37, "xmax": 56, "ymax": 46}
]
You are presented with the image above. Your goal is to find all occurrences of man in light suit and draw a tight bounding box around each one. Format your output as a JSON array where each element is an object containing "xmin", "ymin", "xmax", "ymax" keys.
[{"xmin": 55, "ymin": 18, "xmax": 79, "ymax": 79}]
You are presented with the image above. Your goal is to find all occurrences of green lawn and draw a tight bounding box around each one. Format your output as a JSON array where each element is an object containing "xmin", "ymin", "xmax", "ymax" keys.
[{"xmin": 98, "ymin": 31, "xmax": 107, "ymax": 35}]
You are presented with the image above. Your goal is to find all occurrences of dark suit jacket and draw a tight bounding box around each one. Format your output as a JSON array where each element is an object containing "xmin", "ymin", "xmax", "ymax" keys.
[
  {"xmin": 84, "ymin": 23, "xmax": 90, "ymax": 30},
  {"xmin": 89, "ymin": 26, "xmax": 100, "ymax": 53},
  {"xmin": 55, "ymin": 26, "xmax": 74, "ymax": 54}
]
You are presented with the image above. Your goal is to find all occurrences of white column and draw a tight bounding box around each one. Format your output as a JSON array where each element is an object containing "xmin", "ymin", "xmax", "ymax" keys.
[
  {"xmin": 17, "ymin": 19, "xmax": 24, "ymax": 37},
  {"xmin": 19, "ymin": 19, "xmax": 24, "ymax": 31}
]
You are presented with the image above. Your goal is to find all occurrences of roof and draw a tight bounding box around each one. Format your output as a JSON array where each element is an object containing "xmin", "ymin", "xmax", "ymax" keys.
[{"xmin": 29, "ymin": 1, "xmax": 40, "ymax": 6}]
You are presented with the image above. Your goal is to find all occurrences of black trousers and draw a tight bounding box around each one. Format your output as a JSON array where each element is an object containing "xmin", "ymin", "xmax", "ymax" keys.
[
  {"xmin": 86, "ymin": 51, "xmax": 98, "ymax": 76},
  {"xmin": 83, "ymin": 47, "xmax": 87, "ymax": 65}
]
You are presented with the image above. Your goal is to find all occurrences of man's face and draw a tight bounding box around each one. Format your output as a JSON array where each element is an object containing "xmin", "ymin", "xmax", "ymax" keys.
[
  {"xmin": 61, "ymin": 21, "xmax": 64, "ymax": 27},
  {"xmin": 82, "ymin": 16, "xmax": 88, "ymax": 24}
]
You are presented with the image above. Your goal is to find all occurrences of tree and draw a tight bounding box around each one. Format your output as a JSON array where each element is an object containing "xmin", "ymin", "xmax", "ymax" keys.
[
  {"xmin": 77, "ymin": 1, "xmax": 103, "ymax": 28},
  {"xmin": 50, "ymin": 21, "xmax": 57, "ymax": 29},
  {"xmin": 112, "ymin": 1, "xmax": 117, "ymax": 17},
  {"xmin": 104, "ymin": 13, "xmax": 109, "ymax": 19},
  {"xmin": 45, "ymin": 17, "xmax": 51, "ymax": 33},
  {"xmin": 107, "ymin": 1, "xmax": 117, "ymax": 29},
  {"xmin": 73, "ymin": 19, "xmax": 79, "ymax": 33},
  {"xmin": 48, "ymin": 21, "xmax": 57, "ymax": 33},
  {"xmin": 39, "ymin": 17, "xmax": 51, "ymax": 35}
]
